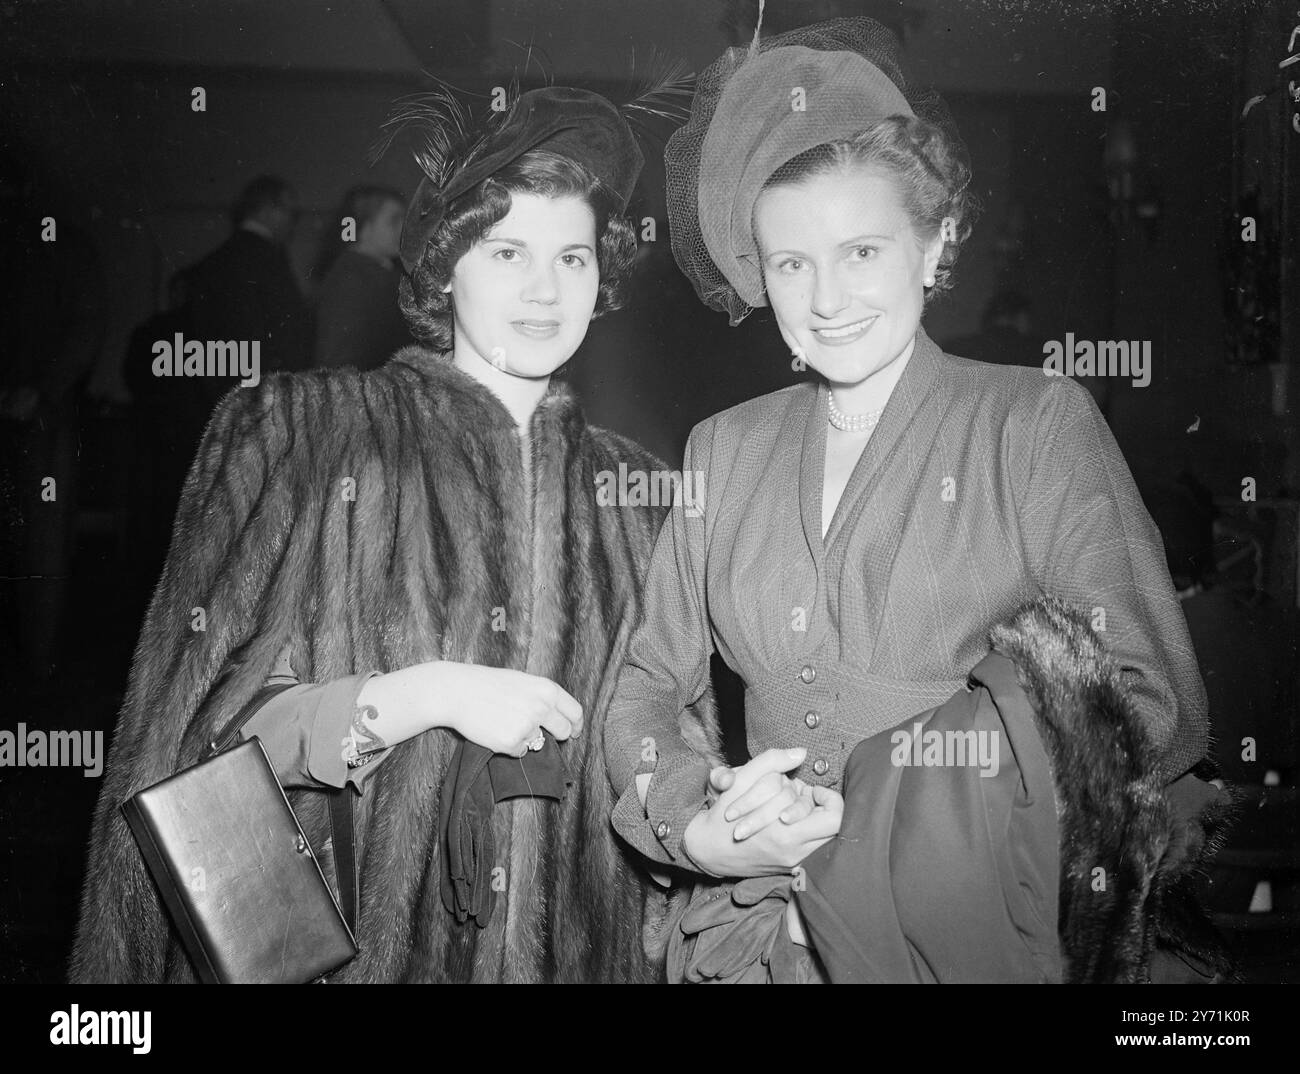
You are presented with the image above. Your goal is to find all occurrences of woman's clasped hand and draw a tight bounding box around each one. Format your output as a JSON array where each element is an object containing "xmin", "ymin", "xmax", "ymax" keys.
[{"xmin": 683, "ymin": 748, "xmax": 844, "ymax": 878}]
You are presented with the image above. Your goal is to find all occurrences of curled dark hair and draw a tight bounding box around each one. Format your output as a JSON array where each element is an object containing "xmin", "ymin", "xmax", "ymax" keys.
[
  {"xmin": 400, "ymin": 149, "xmax": 637, "ymax": 350},
  {"xmin": 760, "ymin": 115, "xmax": 977, "ymax": 302}
]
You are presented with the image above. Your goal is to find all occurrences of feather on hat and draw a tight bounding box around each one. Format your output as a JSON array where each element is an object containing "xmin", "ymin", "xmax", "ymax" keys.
[{"xmin": 375, "ymin": 73, "xmax": 690, "ymax": 276}]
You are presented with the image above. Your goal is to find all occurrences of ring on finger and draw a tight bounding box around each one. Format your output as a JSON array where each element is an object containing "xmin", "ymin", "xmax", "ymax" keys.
[{"xmin": 526, "ymin": 731, "xmax": 546, "ymax": 752}]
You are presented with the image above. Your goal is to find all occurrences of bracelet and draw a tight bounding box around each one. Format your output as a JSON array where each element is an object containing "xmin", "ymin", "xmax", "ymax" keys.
[{"xmin": 342, "ymin": 698, "xmax": 388, "ymax": 769}]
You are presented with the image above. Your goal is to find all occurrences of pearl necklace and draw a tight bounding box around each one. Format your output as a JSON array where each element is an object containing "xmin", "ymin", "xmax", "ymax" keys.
[{"xmin": 827, "ymin": 390, "xmax": 884, "ymax": 433}]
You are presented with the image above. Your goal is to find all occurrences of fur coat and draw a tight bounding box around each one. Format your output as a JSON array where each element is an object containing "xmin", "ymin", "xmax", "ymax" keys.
[{"xmin": 69, "ymin": 347, "xmax": 703, "ymax": 983}]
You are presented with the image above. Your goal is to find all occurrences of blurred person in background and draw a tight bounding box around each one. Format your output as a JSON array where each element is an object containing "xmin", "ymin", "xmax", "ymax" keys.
[
  {"xmin": 312, "ymin": 184, "xmax": 412, "ymax": 371},
  {"xmin": 187, "ymin": 174, "xmax": 311, "ymax": 410}
]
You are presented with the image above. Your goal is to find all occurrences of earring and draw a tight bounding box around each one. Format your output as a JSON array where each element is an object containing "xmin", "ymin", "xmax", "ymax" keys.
[{"xmin": 924, "ymin": 275, "xmax": 935, "ymax": 287}]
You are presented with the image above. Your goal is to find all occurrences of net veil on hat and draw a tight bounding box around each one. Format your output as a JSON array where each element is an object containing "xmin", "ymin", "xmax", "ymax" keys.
[{"xmin": 666, "ymin": 16, "xmax": 966, "ymax": 324}]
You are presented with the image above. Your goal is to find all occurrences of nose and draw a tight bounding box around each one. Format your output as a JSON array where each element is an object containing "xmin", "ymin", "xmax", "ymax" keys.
[
  {"xmin": 809, "ymin": 265, "xmax": 848, "ymax": 321},
  {"xmin": 521, "ymin": 262, "xmax": 560, "ymax": 305}
]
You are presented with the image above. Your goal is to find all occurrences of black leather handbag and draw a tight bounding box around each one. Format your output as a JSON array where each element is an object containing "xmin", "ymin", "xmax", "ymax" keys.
[{"xmin": 121, "ymin": 683, "xmax": 359, "ymax": 983}]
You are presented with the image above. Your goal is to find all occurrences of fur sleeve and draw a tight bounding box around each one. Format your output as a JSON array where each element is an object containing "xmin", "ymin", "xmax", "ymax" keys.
[{"xmin": 68, "ymin": 376, "xmax": 311, "ymax": 981}]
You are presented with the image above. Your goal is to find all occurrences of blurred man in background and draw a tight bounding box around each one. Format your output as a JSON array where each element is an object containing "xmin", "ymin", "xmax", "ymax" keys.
[
  {"xmin": 312, "ymin": 184, "xmax": 411, "ymax": 371},
  {"xmin": 187, "ymin": 174, "xmax": 310, "ymax": 410}
]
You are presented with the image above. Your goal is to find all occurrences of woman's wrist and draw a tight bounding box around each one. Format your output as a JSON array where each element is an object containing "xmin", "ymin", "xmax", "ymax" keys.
[
  {"xmin": 358, "ymin": 662, "xmax": 449, "ymax": 735},
  {"xmin": 681, "ymin": 808, "xmax": 722, "ymax": 878}
]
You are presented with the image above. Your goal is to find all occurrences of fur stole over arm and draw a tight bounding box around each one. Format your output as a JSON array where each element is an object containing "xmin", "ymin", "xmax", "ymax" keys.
[{"xmin": 991, "ymin": 599, "xmax": 1235, "ymax": 983}]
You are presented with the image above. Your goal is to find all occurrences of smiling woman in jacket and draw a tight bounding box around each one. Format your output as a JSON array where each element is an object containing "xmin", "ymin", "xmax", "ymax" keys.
[{"xmin": 603, "ymin": 16, "xmax": 1218, "ymax": 984}]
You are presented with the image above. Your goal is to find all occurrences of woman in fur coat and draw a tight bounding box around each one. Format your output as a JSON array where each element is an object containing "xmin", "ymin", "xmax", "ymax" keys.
[{"xmin": 70, "ymin": 86, "xmax": 701, "ymax": 983}]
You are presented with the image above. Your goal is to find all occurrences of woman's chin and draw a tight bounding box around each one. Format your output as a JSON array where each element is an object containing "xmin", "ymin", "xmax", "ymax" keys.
[
  {"xmin": 476, "ymin": 338, "xmax": 579, "ymax": 379},
  {"xmin": 806, "ymin": 338, "xmax": 915, "ymax": 388},
  {"xmin": 807, "ymin": 351, "xmax": 886, "ymax": 387},
  {"xmin": 505, "ymin": 348, "xmax": 577, "ymax": 379}
]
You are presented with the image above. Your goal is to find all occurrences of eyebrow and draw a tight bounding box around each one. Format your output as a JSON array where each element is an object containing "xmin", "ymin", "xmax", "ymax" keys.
[
  {"xmin": 485, "ymin": 237, "xmax": 595, "ymax": 253},
  {"xmin": 763, "ymin": 234, "xmax": 896, "ymax": 260}
]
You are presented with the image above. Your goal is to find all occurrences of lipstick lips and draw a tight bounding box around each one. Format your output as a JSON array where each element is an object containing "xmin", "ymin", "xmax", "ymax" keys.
[
  {"xmin": 511, "ymin": 319, "xmax": 562, "ymax": 340},
  {"xmin": 811, "ymin": 315, "xmax": 880, "ymax": 346}
]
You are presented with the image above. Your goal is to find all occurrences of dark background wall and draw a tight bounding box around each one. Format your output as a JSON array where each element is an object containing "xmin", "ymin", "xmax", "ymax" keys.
[
  {"xmin": 0, "ymin": 0, "xmax": 1296, "ymax": 983},
  {"xmin": 3, "ymin": 0, "xmax": 1291, "ymax": 487}
]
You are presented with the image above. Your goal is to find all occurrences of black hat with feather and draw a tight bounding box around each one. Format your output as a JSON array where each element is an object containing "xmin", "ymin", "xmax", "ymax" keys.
[{"xmin": 377, "ymin": 76, "xmax": 689, "ymax": 276}]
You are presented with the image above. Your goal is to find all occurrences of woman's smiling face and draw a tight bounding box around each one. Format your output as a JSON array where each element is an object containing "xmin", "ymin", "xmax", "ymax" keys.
[
  {"xmin": 754, "ymin": 167, "xmax": 942, "ymax": 386},
  {"xmin": 448, "ymin": 191, "xmax": 599, "ymax": 378}
]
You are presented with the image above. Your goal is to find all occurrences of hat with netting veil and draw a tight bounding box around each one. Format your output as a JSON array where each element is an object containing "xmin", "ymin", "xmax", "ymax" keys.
[{"xmin": 666, "ymin": 16, "xmax": 960, "ymax": 324}]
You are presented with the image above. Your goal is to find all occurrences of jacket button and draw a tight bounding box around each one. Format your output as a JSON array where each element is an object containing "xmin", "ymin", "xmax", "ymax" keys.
[
  {"xmin": 655, "ymin": 820, "xmax": 671, "ymax": 839},
  {"xmin": 804, "ymin": 711, "xmax": 820, "ymax": 729},
  {"xmin": 812, "ymin": 758, "xmax": 830, "ymax": 777},
  {"xmin": 799, "ymin": 665, "xmax": 817, "ymax": 684}
]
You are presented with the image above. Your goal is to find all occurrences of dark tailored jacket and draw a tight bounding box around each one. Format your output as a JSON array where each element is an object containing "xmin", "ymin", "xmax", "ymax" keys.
[
  {"xmin": 606, "ymin": 327, "xmax": 1209, "ymax": 868},
  {"xmin": 188, "ymin": 228, "xmax": 311, "ymax": 405},
  {"xmin": 313, "ymin": 249, "xmax": 412, "ymax": 371}
]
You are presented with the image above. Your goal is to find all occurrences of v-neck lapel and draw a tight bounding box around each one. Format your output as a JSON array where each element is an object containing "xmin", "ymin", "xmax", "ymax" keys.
[
  {"xmin": 823, "ymin": 328, "xmax": 943, "ymax": 552},
  {"xmin": 797, "ymin": 380, "xmax": 828, "ymax": 571}
]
